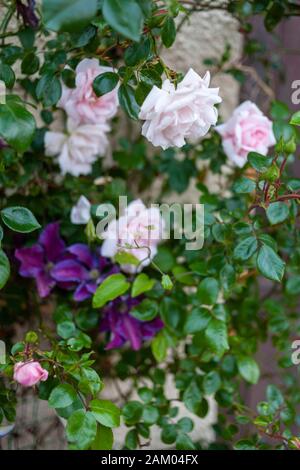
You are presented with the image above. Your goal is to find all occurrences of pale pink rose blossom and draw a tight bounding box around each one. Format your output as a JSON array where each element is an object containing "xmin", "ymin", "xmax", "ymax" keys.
[
  {"xmin": 58, "ymin": 58, "xmax": 119, "ymax": 126},
  {"xmin": 216, "ymin": 101, "xmax": 276, "ymax": 167},
  {"xmin": 139, "ymin": 68, "xmax": 222, "ymax": 150},
  {"xmin": 45, "ymin": 120, "xmax": 110, "ymax": 176},
  {"xmin": 13, "ymin": 361, "xmax": 48, "ymax": 387},
  {"xmin": 71, "ymin": 195, "xmax": 91, "ymax": 224},
  {"xmin": 101, "ymin": 199, "xmax": 165, "ymax": 273}
]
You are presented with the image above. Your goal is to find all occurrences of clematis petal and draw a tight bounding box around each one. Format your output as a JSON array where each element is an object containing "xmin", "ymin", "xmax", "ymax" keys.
[
  {"xmin": 39, "ymin": 222, "xmax": 65, "ymax": 262},
  {"xmin": 67, "ymin": 243, "xmax": 94, "ymax": 269},
  {"xmin": 15, "ymin": 245, "xmax": 44, "ymax": 277},
  {"xmin": 141, "ymin": 317, "xmax": 164, "ymax": 340},
  {"xmin": 51, "ymin": 259, "xmax": 89, "ymax": 282},
  {"xmin": 35, "ymin": 270, "xmax": 56, "ymax": 298},
  {"xmin": 73, "ymin": 282, "xmax": 92, "ymax": 301},
  {"xmin": 122, "ymin": 315, "xmax": 142, "ymax": 351}
]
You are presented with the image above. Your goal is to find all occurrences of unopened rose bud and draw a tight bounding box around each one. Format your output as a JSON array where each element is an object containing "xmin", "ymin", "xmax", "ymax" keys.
[{"xmin": 13, "ymin": 361, "xmax": 48, "ymax": 387}]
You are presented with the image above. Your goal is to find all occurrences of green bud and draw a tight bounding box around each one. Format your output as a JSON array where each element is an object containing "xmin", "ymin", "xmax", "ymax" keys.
[
  {"xmin": 25, "ymin": 331, "xmax": 38, "ymax": 344},
  {"xmin": 85, "ymin": 218, "xmax": 96, "ymax": 243},
  {"xmin": 283, "ymin": 137, "xmax": 296, "ymax": 155},
  {"xmin": 161, "ymin": 274, "xmax": 173, "ymax": 291},
  {"xmin": 260, "ymin": 164, "xmax": 280, "ymax": 182}
]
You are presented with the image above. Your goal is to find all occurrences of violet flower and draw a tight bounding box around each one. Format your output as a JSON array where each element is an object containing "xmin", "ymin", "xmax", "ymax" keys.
[
  {"xmin": 51, "ymin": 244, "xmax": 119, "ymax": 302},
  {"xmin": 0, "ymin": 139, "xmax": 8, "ymax": 150},
  {"xmin": 100, "ymin": 296, "xmax": 164, "ymax": 351},
  {"xmin": 16, "ymin": 0, "xmax": 39, "ymax": 29},
  {"xmin": 15, "ymin": 222, "xmax": 67, "ymax": 298}
]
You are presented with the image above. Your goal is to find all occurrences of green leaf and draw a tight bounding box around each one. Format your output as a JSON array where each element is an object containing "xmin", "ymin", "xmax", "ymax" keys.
[
  {"xmin": 124, "ymin": 37, "xmax": 151, "ymax": 66},
  {"xmin": 264, "ymin": 2, "xmax": 285, "ymax": 31},
  {"xmin": 234, "ymin": 439, "xmax": 257, "ymax": 450},
  {"xmin": 131, "ymin": 299, "xmax": 158, "ymax": 321},
  {"xmin": 79, "ymin": 368, "xmax": 102, "ymax": 396},
  {"xmin": 233, "ymin": 236, "xmax": 258, "ymax": 261},
  {"xmin": 176, "ymin": 433, "xmax": 196, "ymax": 450},
  {"xmin": 114, "ymin": 250, "xmax": 139, "ymax": 266},
  {"xmin": 91, "ymin": 424, "xmax": 113, "ymax": 450},
  {"xmin": 256, "ymin": 245, "xmax": 285, "ymax": 282},
  {"xmin": 0, "ymin": 63, "xmax": 15, "ymax": 89},
  {"xmin": 118, "ymin": 84, "xmax": 140, "ymax": 120},
  {"xmin": 122, "ymin": 401, "xmax": 143, "ymax": 425},
  {"xmin": 161, "ymin": 16, "xmax": 176, "ymax": 48},
  {"xmin": 102, "ymin": 0, "xmax": 144, "ymax": 42},
  {"xmin": 0, "ymin": 95, "xmax": 35, "ymax": 152},
  {"xmin": 183, "ymin": 381, "xmax": 202, "ymax": 415},
  {"xmin": 57, "ymin": 320, "xmax": 76, "ymax": 339},
  {"xmin": 161, "ymin": 424, "xmax": 177, "ymax": 444},
  {"xmin": 36, "ymin": 73, "xmax": 62, "ymax": 107},
  {"xmin": 125, "ymin": 429, "xmax": 138, "ymax": 449},
  {"xmin": 139, "ymin": 67, "xmax": 162, "ymax": 89},
  {"xmin": 205, "ymin": 318, "xmax": 229, "ymax": 357},
  {"xmin": 247, "ymin": 152, "xmax": 273, "ymax": 172},
  {"xmin": 184, "ymin": 307, "xmax": 211, "ymax": 334},
  {"xmin": 42, "ymin": 0, "xmax": 98, "ymax": 32},
  {"xmin": 92, "ymin": 273, "xmax": 130, "ymax": 308},
  {"xmin": 266, "ymin": 202, "xmax": 289, "ymax": 225},
  {"xmin": 48, "ymin": 384, "xmax": 77, "ymax": 409},
  {"xmin": 0, "ymin": 250, "xmax": 10, "ymax": 289},
  {"xmin": 90, "ymin": 399, "xmax": 120, "ymax": 428},
  {"xmin": 177, "ymin": 417, "xmax": 194, "ymax": 433},
  {"xmin": 290, "ymin": 110, "xmax": 300, "ymax": 126},
  {"xmin": 232, "ymin": 177, "xmax": 256, "ymax": 194},
  {"xmin": 266, "ymin": 384, "xmax": 284, "ymax": 410},
  {"xmin": 1, "ymin": 207, "xmax": 40, "ymax": 233},
  {"xmin": 142, "ymin": 405, "xmax": 159, "ymax": 424},
  {"xmin": 151, "ymin": 330, "xmax": 168, "ymax": 362},
  {"xmin": 131, "ymin": 273, "xmax": 155, "ymax": 297},
  {"xmin": 21, "ymin": 52, "xmax": 40, "ymax": 76},
  {"xmin": 93, "ymin": 72, "xmax": 119, "ymax": 97},
  {"xmin": 286, "ymin": 275, "xmax": 300, "ymax": 295},
  {"xmin": 203, "ymin": 371, "xmax": 221, "ymax": 395},
  {"xmin": 197, "ymin": 277, "xmax": 219, "ymax": 305},
  {"xmin": 66, "ymin": 410, "xmax": 97, "ymax": 449},
  {"xmin": 237, "ymin": 356, "xmax": 260, "ymax": 384},
  {"xmin": 138, "ymin": 387, "xmax": 153, "ymax": 403}
]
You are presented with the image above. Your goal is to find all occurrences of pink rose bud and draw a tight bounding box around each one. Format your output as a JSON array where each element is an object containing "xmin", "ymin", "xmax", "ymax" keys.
[{"xmin": 13, "ymin": 361, "xmax": 48, "ymax": 387}]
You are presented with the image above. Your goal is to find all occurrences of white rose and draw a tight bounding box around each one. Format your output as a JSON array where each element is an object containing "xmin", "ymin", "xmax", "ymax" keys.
[
  {"xmin": 71, "ymin": 195, "xmax": 91, "ymax": 224},
  {"xmin": 139, "ymin": 69, "xmax": 222, "ymax": 150},
  {"xmin": 101, "ymin": 199, "xmax": 165, "ymax": 273},
  {"xmin": 45, "ymin": 120, "xmax": 110, "ymax": 176}
]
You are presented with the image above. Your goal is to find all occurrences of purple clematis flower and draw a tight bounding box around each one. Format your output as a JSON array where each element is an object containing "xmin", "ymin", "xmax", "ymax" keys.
[
  {"xmin": 15, "ymin": 222, "xmax": 67, "ymax": 298},
  {"xmin": 0, "ymin": 139, "xmax": 8, "ymax": 150},
  {"xmin": 51, "ymin": 244, "xmax": 119, "ymax": 302},
  {"xmin": 16, "ymin": 0, "xmax": 39, "ymax": 29},
  {"xmin": 100, "ymin": 296, "xmax": 164, "ymax": 351}
]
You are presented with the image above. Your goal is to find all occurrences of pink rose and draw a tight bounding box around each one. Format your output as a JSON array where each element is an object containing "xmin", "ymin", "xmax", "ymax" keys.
[
  {"xmin": 101, "ymin": 199, "xmax": 165, "ymax": 273},
  {"xmin": 45, "ymin": 120, "xmax": 110, "ymax": 176},
  {"xmin": 58, "ymin": 58, "xmax": 119, "ymax": 126},
  {"xmin": 13, "ymin": 361, "xmax": 48, "ymax": 387},
  {"xmin": 216, "ymin": 101, "xmax": 276, "ymax": 167},
  {"xmin": 139, "ymin": 69, "xmax": 222, "ymax": 150}
]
